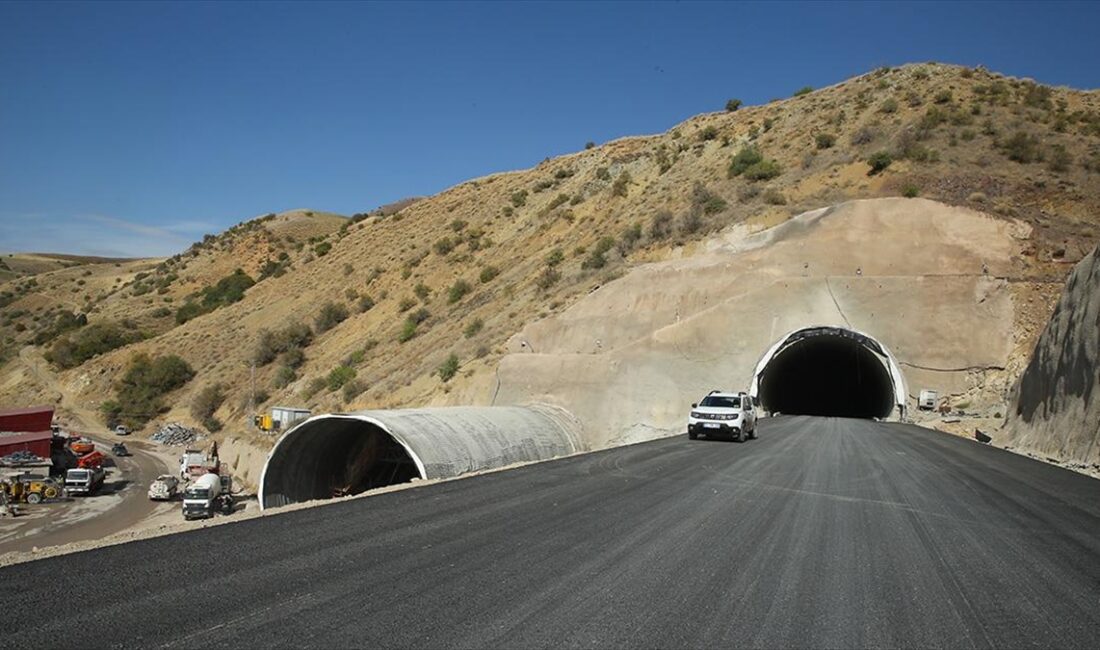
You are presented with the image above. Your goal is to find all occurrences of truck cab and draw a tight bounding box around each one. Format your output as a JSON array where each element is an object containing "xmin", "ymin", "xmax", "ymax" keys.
[
  {"xmin": 64, "ymin": 467, "xmax": 105, "ymax": 496},
  {"xmin": 182, "ymin": 473, "xmax": 221, "ymax": 520}
]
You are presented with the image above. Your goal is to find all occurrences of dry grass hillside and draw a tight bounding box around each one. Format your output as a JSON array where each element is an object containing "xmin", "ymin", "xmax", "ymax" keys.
[{"xmin": 2, "ymin": 63, "xmax": 1099, "ymax": 453}]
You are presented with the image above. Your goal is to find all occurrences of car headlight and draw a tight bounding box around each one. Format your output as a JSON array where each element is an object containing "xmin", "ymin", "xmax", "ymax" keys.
[{"xmin": 690, "ymin": 411, "xmax": 701, "ymax": 419}]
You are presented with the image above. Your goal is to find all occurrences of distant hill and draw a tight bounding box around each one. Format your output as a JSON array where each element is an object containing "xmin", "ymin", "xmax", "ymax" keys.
[{"xmin": 1, "ymin": 62, "xmax": 1098, "ymax": 462}]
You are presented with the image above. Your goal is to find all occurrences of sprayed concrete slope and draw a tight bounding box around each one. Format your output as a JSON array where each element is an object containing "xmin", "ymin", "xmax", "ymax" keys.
[
  {"xmin": 1003, "ymin": 246, "xmax": 1100, "ymax": 466},
  {"xmin": 496, "ymin": 198, "xmax": 1029, "ymax": 447}
]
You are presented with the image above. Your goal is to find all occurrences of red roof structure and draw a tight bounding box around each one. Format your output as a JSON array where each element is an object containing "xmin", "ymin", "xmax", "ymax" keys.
[
  {"xmin": 0, "ymin": 430, "xmax": 53, "ymax": 459},
  {"xmin": 0, "ymin": 406, "xmax": 54, "ymax": 434}
]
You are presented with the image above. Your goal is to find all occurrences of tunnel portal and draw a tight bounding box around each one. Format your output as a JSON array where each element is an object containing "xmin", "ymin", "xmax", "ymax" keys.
[{"xmin": 753, "ymin": 327, "xmax": 905, "ymax": 420}]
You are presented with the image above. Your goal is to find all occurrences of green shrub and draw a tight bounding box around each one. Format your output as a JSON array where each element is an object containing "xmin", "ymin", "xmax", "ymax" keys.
[
  {"xmin": 547, "ymin": 194, "xmax": 570, "ymax": 211},
  {"xmin": 535, "ymin": 267, "xmax": 561, "ymax": 289},
  {"xmin": 650, "ymin": 210, "xmax": 674, "ymax": 240},
  {"xmin": 433, "ymin": 237, "xmax": 455, "ymax": 255},
  {"xmin": 302, "ymin": 377, "xmax": 327, "ymax": 400},
  {"xmin": 585, "ymin": 141, "xmax": 595, "ymax": 149},
  {"xmin": 511, "ymin": 190, "xmax": 528, "ymax": 207},
  {"xmin": 190, "ymin": 384, "xmax": 225, "ymax": 423},
  {"xmin": 272, "ymin": 365, "xmax": 297, "ymax": 389},
  {"xmin": 742, "ymin": 159, "xmax": 782, "ymax": 181},
  {"xmin": 437, "ymin": 354, "xmax": 460, "ymax": 382},
  {"xmin": 1002, "ymin": 131, "xmax": 1042, "ymax": 163},
  {"xmin": 313, "ymin": 241, "xmax": 332, "ymax": 257},
  {"xmin": 763, "ymin": 188, "xmax": 787, "ymax": 205},
  {"xmin": 728, "ymin": 146, "xmax": 763, "ymax": 177},
  {"xmin": 358, "ymin": 295, "xmax": 375, "ymax": 313},
  {"xmin": 108, "ymin": 353, "xmax": 195, "ymax": 428},
  {"xmin": 201, "ymin": 269, "xmax": 255, "ymax": 308},
  {"xmin": 545, "ymin": 248, "xmax": 565, "ymax": 267},
  {"xmin": 398, "ymin": 297, "xmax": 415, "ymax": 312},
  {"xmin": 595, "ymin": 167, "xmax": 611, "ymax": 181},
  {"xmin": 934, "ymin": 90, "xmax": 952, "ymax": 104},
  {"xmin": 314, "ymin": 302, "xmax": 349, "ymax": 333},
  {"xmin": 414, "ymin": 282, "xmax": 431, "ymax": 301},
  {"xmin": 1047, "ymin": 144, "xmax": 1072, "ymax": 172},
  {"xmin": 342, "ymin": 379, "xmax": 366, "ymax": 402},
  {"xmin": 447, "ymin": 279, "xmax": 472, "ymax": 304},
  {"xmin": 47, "ymin": 322, "xmax": 142, "ymax": 369},
  {"xmin": 450, "ymin": 219, "xmax": 467, "ymax": 232},
  {"xmin": 479, "ymin": 266, "xmax": 500, "ymax": 283},
  {"xmin": 620, "ymin": 223, "xmax": 643, "ymax": 251},
  {"xmin": 611, "ymin": 171, "xmax": 632, "ymax": 197},
  {"xmin": 409, "ymin": 307, "xmax": 430, "ymax": 324},
  {"xmin": 174, "ymin": 301, "xmax": 207, "ymax": 325},
  {"xmin": 397, "ymin": 319, "xmax": 417, "ymax": 343},
  {"xmin": 902, "ymin": 184, "xmax": 920, "ymax": 198},
  {"xmin": 880, "ymin": 98, "xmax": 898, "ymax": 114},
  {"xmin": 699, "ymin": 126, "xmax": 719, "ymax": 141},
  {"xmin": 866, "ymin": 151, "xmax": 893, "ymax": 175},
  {"xmin": 815, "ymin": 133, "xmax": 836, "ymax": 150},
  {"xmin": 326, "ymin": 365, "xmax": 356, "ymax": 392},
  {"xmin": 725, "ymin": 99, "xmax": 742, "ymax": 112},
  {"xmin": 793, "ymin": 86, "xmax": 813, "ymax": 97},
  {"xmin": 253, "ymin": 322, "xmax": 313, "ymax": 366},
  {"xmin": 464, "ymin": 319, "xmax": 484, "ymax": 338}
]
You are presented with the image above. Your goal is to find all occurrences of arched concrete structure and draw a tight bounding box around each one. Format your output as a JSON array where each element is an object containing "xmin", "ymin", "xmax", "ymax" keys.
[
  {"xmin": 750, "ymin": 326, "xmax": 908, "ymax": 420},
  {"xmin": 260, "ymin": 405, "xmax": 582, "ymax": 510}
]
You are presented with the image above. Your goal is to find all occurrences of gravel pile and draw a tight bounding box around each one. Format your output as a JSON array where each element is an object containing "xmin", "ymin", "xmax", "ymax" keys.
[{"xmin": 151, "ymin": 422, "xmax": 201, "ymax": 446}]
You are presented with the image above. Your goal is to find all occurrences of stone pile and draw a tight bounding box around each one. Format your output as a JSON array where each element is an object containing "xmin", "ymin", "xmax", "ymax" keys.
[{"xmin": 151, "ymin": 422, "xmax": 200, "ymax": 446}]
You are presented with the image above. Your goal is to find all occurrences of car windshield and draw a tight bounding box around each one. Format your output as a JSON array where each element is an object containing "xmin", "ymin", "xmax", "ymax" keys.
[
  {"xmin": 185, "ymin": 488, "xmax": 210, "ymax": 500},
  {"xmin": 67, "ymin": 471, "xmax": 88, "ymax": 480},
  {"xmin": 700, "ymin": 395, "xmax": 740, "ymax": 409}
]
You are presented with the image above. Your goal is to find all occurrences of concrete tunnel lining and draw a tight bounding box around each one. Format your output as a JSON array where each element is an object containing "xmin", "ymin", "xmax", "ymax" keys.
[
  {"xmin": 260, "ymin": 405, "xmax": 583, "ymax": 510},
  {"xmin": 750, "ymin": 326, "xmax": 908, "ymax": 419}
]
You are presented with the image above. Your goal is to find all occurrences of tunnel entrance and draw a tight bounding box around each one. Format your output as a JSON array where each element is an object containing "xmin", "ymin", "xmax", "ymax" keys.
[
  {"xmin": 260, "ymin": 417, "xmax": 423, "ymax": 509},
  {"xmin": 754, "ymin": 327, "xmax": 904, "ymax": 419}
]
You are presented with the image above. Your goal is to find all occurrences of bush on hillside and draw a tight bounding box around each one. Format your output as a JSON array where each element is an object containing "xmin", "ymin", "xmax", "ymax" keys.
[
  {"xmin": 326, "ymin": 365, "xmax": 356, "ymax": 392},
  {"xmin": 742, "ymin": 159, "xmax": 782, "ymax": 181},
  {"xmin": 103, "ymin": 353, "xmax": 195, "ymax": 428},
  {"xmin": 479, "ymin": 266, "xmax": 500, "ymax": 283},
  {"xmin": 254, "ymin": 322, "xmax": 313, "ymax": 366},
  {"xmin": 866, "ymin": 151, "xmax": 893, "ymax": 175},
  {"xmin": 725, "ymin": 99, "xmax": 742, "ymax": 112},
  {"xmin": 793, "ymin": 86, "xmax": 813, "ymax": 97},
  {"xmin": 815, "ymin": 133, "xmax": 837, "ymax": 150},
  {"xmin": 437, "ymin": 354, "xmax": 460, "ymax": 382},
  {"xmin": 1001, "ymin": 131, "xmax": 1043, "ymax": 163},
  {"xmin": 191, "ymin": 384, "xmax": 226, "ymax": 431},
  {"xmin": 447, "ymin": 279, "xmax": 472, "ymax": 304},
  {"xmin": 728, "ymin": 146, "xmax": 763, "ymax": 177},
  {"xmin": 314, "ymin": 302, "xmax": 349, "ymax": 333},
  {"xmin": 47, "ymin": 322, "xmax": 142, "ymax": 369}
]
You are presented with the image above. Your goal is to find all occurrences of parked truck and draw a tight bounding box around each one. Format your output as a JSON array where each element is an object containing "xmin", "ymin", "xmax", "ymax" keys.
[
  {"xmin": 182, "ymin": 473, "xmax": 233, "ymax": 520},
  {"xmin": 64, "ymin": 466, "xmax": 105, "ymax": 496},
  {"xmin": 148, "ymin": 474, "xmax": 180, "ymax": 501},
  {"xmin": 179, "ymin": 442, "xmax": 220, "ymax": 479}
]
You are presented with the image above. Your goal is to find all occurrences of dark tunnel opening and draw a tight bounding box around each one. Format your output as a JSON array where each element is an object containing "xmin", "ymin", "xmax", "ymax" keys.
[
  {"xmin": 758, "ymin": 334, "xmax": 896, "ymax": 419},
  {"xmin": 262, "ymin": 418, "xmax": 422, "ymax": 509}
]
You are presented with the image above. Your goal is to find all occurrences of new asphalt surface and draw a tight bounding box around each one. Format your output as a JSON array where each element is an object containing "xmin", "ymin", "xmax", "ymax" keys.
[{"xmin": 4, "ymin": 416, "xmax": 1100, "ymax": 648}]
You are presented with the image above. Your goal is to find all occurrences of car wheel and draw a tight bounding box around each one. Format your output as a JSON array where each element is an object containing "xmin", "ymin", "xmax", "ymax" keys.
[
  {"xmin": 26, "ymin": 492, "xmax": 42, "ymax": 505},
  {"xmin": 688, "ymin": 429, "xmax": 697, "ymax": 440},
  {"xmin": 736, "ymin": 429, "xmax": 746, "ymax": 443}
]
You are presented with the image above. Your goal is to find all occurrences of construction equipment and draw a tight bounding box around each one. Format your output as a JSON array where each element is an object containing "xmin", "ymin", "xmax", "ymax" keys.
[
  {"xmin": 5, "ymin": 474, "xmax": 63, "ymax": 504},
  {"xmin": 178, "ymin": 441, "xmax": 220, "ymax": 479},
  {"xmin": 111, "ymin": 443, "xmax": 130, "ymax": 457},
  {"xmin": 182, "ymin": 473, "xmax": 223, "ymax": 520},
  {"xmin": 77, "ymin": 450, "xmax": 105, "ymax": 469},
  {"xmin": 70, "ymin": 437, "xmax": 94, "ymax": 455},
  {"xmin": 148, "ymin": 474, "xmax": 179, "ymax": 501},
  {"xmin": 64, "ymin": 466, "xmax": 105, "ymax": 496}
]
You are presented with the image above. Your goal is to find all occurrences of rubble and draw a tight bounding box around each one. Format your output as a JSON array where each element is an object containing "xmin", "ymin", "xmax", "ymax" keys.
[
  {"xmin": 150, "ymin": 423, "xmax": 202, "ymax": 447},
  {"xmin": 0, "ymin": 450, "xmax": 47, "ymax": 464}
]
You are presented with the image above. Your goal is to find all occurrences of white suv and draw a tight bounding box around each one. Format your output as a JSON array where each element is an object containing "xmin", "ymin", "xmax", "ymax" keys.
[{"xmin": 688, "ymin": 391, "xmax": 757, "ymax": 442}]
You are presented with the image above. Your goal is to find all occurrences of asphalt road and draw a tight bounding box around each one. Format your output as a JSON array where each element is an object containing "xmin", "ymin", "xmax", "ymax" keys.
[{"xmin": 4, "ymin": 416, "xmax": 1100, "ymax": 648}]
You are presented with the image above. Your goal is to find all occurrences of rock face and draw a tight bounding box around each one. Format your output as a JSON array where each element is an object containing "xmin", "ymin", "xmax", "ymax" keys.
[{"xmin": 1004, "ymin": 246, "xmax": 1100, "ymax": 465}]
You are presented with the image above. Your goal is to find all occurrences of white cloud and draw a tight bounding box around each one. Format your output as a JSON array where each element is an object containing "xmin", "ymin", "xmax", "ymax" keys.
[{"xmin": 0, "ymin": 212, "xmax": 216, "ymax": 258}]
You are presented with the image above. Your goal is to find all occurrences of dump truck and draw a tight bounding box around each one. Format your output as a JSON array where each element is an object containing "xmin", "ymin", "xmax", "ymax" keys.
[
  {"xmin": 64, "ymin": 466, "xmax": 105, "ymax": 496},
  {"xmin": 179, "ymin": 442, "xmax": 220, "ymax": 479},
  {"xmin": 182, "ymin": 472, "xmax": 230, "ymax": 520},
  {"xmin": 148, "ymin": 474, "xmax": 179, "ymax": 501}
]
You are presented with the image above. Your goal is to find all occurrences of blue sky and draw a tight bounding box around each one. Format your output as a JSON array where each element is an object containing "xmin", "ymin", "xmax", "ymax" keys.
[{"xmin": 2, "ymin": 1, "xmax": 1099, "ymax": 257}]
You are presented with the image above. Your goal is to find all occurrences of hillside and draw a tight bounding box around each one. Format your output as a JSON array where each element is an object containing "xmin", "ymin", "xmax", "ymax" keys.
[{"xmin": 2, "ymin": 63, "xmax": 1099, "ymax": 472}]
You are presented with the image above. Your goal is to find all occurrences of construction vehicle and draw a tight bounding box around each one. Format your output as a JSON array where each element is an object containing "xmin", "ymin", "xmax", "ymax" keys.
[
  {"xmin": 178, "ymin": 442, "xmax": 220, "ymax": 479},
  {"xmin": 182, "ymin": 472, "xmax": 233, "ymax": 520},
  {"xmin": 5, "ymin": 474, "xmax": 63, "ymax": 504},
  {"xmin": 70, "ymin": 437, "xmax": 94, "ymax": 455},
  {"xmin": 64, "ymin": 466, "xmax": 105, "ymax": 496},
  {"xmin": 76, "ymin": 450, "xmax": 105, "ymax": 469},
  {"xmin": 148, "ymin": 474, "xmax": 180, "ymax": 500}
]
